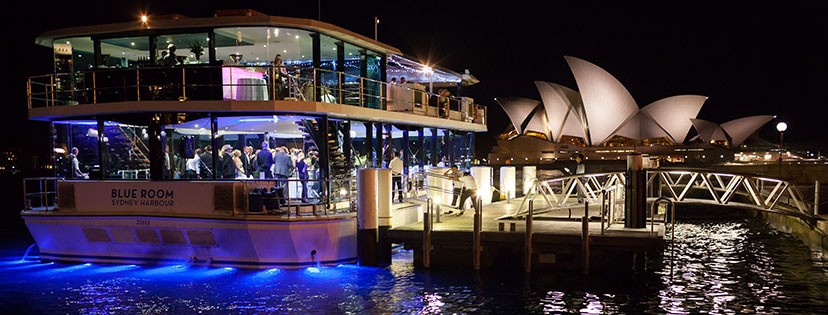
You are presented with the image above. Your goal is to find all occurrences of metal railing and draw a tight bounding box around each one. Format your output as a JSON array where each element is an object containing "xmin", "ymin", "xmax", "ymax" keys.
[
  {"xmin": 244, "ymin": 177, "xmax": 356, "ymax": 216},
  {"xmin": 27, "ymin": 65, "xmax": 486, "ymax": 125},
  {"xmin": 512, "ymin": 168, "xmax": 818, "ymax": 224},
  {"xmin": 22, "ymin": 177, "xmax": 61, "ymax": 211}
]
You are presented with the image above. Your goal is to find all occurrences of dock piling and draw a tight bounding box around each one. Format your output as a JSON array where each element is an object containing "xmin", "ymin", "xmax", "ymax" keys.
[
  {"xmin": 525, "ymin": 200, "xmax": 533, "ymax": 273},
  {"xmin": 815, "ymin": 180, "xmax": 820, "ymax": 215},
  {"xmin": 582, "ymin": 201, "xmax": 590, "ymax": 275},
  {"xmin": 473, "ymin": 197, "xmax": 482, "ymax": 270},
  {"xmin": 424, "ymin": 198, "xmax": 432, "ymax": 268}
]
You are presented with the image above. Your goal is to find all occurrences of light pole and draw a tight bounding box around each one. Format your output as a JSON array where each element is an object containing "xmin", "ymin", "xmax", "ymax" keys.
[
  {"xmin": 776, "ymin": 121, "xmax": 787, "ymax": 164},
  {"xmin": 374, "ymin": 17, "xmax": 379, "ymax": 41},
  {"xmin": 423, "ymin": 66, "xmax": 433, "ymax": 94}
]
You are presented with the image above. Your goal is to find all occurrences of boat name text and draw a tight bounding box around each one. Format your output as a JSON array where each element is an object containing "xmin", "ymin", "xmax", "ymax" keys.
[{"xmin": 111, "ymin": 189, "xmax": 175, "ymax": 207}]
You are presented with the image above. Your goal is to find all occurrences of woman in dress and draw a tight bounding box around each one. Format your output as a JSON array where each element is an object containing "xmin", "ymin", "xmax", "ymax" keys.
[{"xmin": 232, "ymin": 149, "xmax": 246, "ymax": 179}]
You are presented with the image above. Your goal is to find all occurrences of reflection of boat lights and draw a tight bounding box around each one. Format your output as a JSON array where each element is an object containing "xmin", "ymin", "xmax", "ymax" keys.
[{"xmin": 239, "ymin": 117, "xmax": 277, "ymax": 122}]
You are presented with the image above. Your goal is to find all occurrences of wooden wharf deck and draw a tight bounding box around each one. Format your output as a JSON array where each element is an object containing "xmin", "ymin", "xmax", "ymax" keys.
[{"xmin": 389, "ymin": 198, "xmax": 666, "ymax": 272}]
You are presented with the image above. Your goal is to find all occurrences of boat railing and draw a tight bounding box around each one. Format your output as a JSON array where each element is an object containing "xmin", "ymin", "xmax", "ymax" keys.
[
  {"xmin": 238, "ymin": 177, "xmax": 356, "ymax": 216},
  {"xmin": 27, "ymin": 65, "xmax": 486, "ymax": 125},
  {"xmin": 22, "ymin": 177, "xmax": 62, "ymax": 211}
]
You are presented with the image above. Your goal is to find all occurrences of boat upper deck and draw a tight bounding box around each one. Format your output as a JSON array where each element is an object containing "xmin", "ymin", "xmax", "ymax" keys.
[{"xmin": 27, "ymin": 9, "xmax": 485, "ymax": 131}]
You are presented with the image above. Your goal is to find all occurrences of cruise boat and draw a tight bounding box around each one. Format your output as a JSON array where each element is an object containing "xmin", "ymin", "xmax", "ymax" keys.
[{"xmin": 21, "ymin": 9, "xmax": 487, "ymax": 269}]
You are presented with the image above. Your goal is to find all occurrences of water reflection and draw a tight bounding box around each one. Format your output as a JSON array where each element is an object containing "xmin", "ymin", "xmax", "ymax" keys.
[{"xmin": 1, "ymin": 217, "xmax": 827, "ymax": 314}]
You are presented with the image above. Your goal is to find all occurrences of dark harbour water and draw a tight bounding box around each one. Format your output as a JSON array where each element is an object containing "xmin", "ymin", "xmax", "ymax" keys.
[{"xmin": 1, "ymin": 217, "xmax": 828, "ymax": 314}]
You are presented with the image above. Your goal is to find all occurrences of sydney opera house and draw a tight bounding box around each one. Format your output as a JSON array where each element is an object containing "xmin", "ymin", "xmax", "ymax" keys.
[{"xmin": 489, "ymin": 56, "xmax": 779, "ymax": 165}]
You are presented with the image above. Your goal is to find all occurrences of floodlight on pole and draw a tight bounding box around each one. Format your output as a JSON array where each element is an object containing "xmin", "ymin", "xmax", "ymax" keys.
[
  {"xmin": 776, "ymin": 122, "xmax": 787, "ymax": 164},
  {"xmin": 423, "ymin": 66, "xmax": 433, "ymax": 94},
  {"xmin": 374, "ymin": 17, "xmax": 379, "ymax": 41}
]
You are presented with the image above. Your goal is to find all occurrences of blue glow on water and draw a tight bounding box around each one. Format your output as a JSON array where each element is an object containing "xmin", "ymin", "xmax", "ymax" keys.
[
  {"xmin": 33, "ymin": 262, "xmax": 93, "ymax": 276},
  {"xmin": 246, "ymin": 268, "xmax": 282, "ymax": 282},
  {"xmin": 2, "ymin": 219, "xmax": 828, "ymax": 314},
  {"xmin": 86, "ymin": 264, "xmax": 140, "ymax": 274},
  {"xmin": 3, "ymin": 261, "xmax": 54, "ymax": 271}
]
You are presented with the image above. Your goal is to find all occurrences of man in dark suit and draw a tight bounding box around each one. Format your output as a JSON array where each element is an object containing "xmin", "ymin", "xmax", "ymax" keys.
[
  {"xmin": 199, "ymin": 145, "xmax": 214, "ymax": 179},
  {"xmin": 257, "ymin": 141, "xmax": 274, "ymax": 179},
  {"xmin": 241, "ymin": 145, "xmax": 253, "ymax": 178},
  {"xmin": 220, "ymin": 144, "xmax": 236, "ymax": 179}
]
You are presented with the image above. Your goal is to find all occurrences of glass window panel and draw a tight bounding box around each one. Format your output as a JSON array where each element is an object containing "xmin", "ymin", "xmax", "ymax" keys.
[
  {"xmin": 155, "ymin": 33, "xmax": 209, "ymax": 65},
  {"xmin": 164, "ymin": 114, "xmax": 215, "ymax": 180},
  {"xmin": 53, "ymin": 37, "xmax": 94, "ymax": 105},
  {"xmin": 213, "ymin": 27, "xmax": 314, "ymax": 66},
  {"xmin": 319, "ymin": 34, "xmax": 337, "ymax": 70},
  {"xmin": 101, "ymin": 120, "xmax": 150, "ymax": 180},
  {"xmin": 55, "ymin": 37, "xmax": 94, "ymax": 72},
  {"xmin": 99, "ymin": 36, "xmax": 150, "ymax": 68},
  {"xmin": 53, "ymin": 120, "xmax": 100, "ymax": 179}
]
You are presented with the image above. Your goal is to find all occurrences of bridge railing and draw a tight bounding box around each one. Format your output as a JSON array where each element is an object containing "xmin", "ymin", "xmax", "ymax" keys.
[
  {"xmin": 513, "ymin": 172, "xmax": 625, "ymax": 218},
  {"xmin": 600, "ymin": 184, "xmax": 625, "ymax": 234},
  {"xmin": 513, "ymin": 168, "xmax": 817, "ymax": 224},
  {"xmin": 648, "ymin": 169, "xmax": 812, "ymax": 220}
]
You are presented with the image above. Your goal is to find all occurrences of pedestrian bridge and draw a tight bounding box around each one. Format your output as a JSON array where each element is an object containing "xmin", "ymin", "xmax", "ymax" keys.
[{"xmin": 509, "ymin": 168, "xmax": 819, "ymax": 225}]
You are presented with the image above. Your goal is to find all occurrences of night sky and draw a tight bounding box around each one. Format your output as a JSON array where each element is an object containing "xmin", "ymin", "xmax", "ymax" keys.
[{"xmin": 4, "ymin": 1, "xmax": 828, "ymax": 158}]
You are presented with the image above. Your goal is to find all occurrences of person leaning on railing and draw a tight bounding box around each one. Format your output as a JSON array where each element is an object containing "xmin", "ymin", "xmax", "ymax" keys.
[
  {"xmin": 438, "ymin": 89, "xmax": 451, "ymax": 118},
  {"xmin": 456, "ymin": 171, "xmax": 478, "ymax": 214}
]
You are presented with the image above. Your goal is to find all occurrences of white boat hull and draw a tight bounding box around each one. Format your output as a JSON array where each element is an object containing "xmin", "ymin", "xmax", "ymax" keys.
[{"xmin": 23, "ymin": 213, "xmax": 357, "ymax": 269}]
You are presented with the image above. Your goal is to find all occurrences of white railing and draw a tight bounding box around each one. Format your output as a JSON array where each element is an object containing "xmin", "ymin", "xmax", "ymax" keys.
[{"xmin": 511, "ymin": 168, "xmax": 816, "ymax": 223}]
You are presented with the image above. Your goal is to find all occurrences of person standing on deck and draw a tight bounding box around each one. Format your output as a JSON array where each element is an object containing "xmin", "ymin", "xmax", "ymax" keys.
[{"xmin": 389, "ymin": 150, "xmax": 404, "ymax": 203}]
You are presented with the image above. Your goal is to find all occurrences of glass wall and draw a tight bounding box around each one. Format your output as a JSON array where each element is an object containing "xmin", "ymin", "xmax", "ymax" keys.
[
  {"xmin": 46, "ymin": 25, "xmax": 387, "ymax": 107},
  {"xmin": 102, "ymin": 120, "xmax": 150, "ymax": 180},
  {"xmin": 341, "ymin": 43, "xmax": 362, "ymax": 106},
  {"xmin": 54, "ymin": 37, "xmax": 94, "ymax": 72},
  {"xmin": 52, "ymin": 37, "xmax": 94, "ymax": 105},
  {"xmin": 316, "ymin": 34, "xmax": 339, "ymax": 103},
  {"xmin": 53, "ymin": 121, "xmax": 100, "ymax": 179},
  {"xmin": 213, "ymin": 27, "xmax": 313, "ymax": 66},
  {"xmin": 364, "ymin": 52, "xmax": 383, "ymax": 109},
  {"xmin": 351, "ymin": 121, "xmax": 370, "ymax": 168},
  {"xmin": 163, "ymin": 113, "xmax": 214, "ymax": 180},
  {"xmin": 99, "ymin": 36, "xmax": 151, "ymax": 68},
  {"xmin": 155, "ymin": 32, "xmax": 210, "ymax": 65}
]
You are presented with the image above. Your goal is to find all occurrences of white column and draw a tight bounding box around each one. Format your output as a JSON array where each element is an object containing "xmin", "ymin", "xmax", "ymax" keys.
[
  {"xmin": 522, "ymin": 166, "xmax": 536, "ymax": 195},
  {"xmin": 471, "ymin": 166, "xmax": 493, "ymax": 206},
  {"xmin": 357, "ymin": 168, "xmax": 391, "ymax": 229},
  {"xmin": 500, "ymin": 166, "xmax": 516, "ymax": 200}
]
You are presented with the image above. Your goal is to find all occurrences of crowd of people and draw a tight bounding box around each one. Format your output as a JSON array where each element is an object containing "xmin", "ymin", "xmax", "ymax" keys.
[{"xmin": 176, "ymin": 142, "xmax": 319, "ymax": 202}]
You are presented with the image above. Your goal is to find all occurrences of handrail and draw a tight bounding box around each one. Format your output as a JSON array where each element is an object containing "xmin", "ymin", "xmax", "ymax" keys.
[
  {"xmin": 514, "ymin": 168, "xmax": 818, "ymax": 225},
  {"xmin": 27, "ymin": 65, "xmax": 486, "ymax": 126},
  {"xmin": 22, "ymin": 177, "xmax": 61, "ymax": 211}
]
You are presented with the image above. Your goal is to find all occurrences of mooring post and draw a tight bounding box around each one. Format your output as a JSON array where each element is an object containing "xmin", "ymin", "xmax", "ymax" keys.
[
  {"xmin": 357, "ymin": 168, "xmax": 391, "ymax": 266},
  {"xmin": 435, "ymin": 199, "xmax": 442, "ymax": 223},
  {"xmin": 424, "ymin": 198, "xmax": 432, "ymax": 269},
  {"xmin": 600, "ymin": 190, "xmax": 607, "ymax": 235},
  {"xmin": 525, "ymin": 200, "xmax": 533, "ymax": 273},
  {"xmin": 582, "ymin": 200, "xmax": 590, "ymax": 275},
  {"xmin": 815, "ymin": 180, "xmax": 820, "ymax": 216},
  {"xmin": 473, "ymin": 197, "xmax": 482, "ymax": 270},
  {"xmin": 625, "ymin": 153, "xmax": 646, "ymax": 228}
]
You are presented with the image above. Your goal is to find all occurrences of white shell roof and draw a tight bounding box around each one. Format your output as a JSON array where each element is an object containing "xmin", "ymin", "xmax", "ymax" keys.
[
  {"xmin": 523, "ymin": 106, "xmax": 551, "ymax": 140},
  {"xmin": 640, "ymin": 95, "xmax": 707, "ymax": 144},
  {"xmin": 495, "ymin": 56, "xmax": 773, "ymax": 148},
  {"xmin": 690, "ymin": 118, "xmax": 729, "ymax": 143},
  {"xmin": 495, "ymin": 97, "xmax": 541, "ymax": 135},
  {"xmin": 721, "ymin": 115, "xmax": 775, "ymax": 146},
  {"xmin": 565, "ymin": 56, "xmax": 639, "ymax": 145}
]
